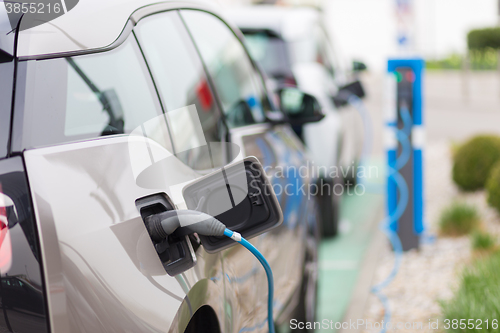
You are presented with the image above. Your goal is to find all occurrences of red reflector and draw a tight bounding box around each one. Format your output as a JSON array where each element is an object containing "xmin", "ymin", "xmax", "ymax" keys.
[
  {"xmin": 196, "ymin": 80, "xmax": 213, "ymax": 111},
  {"xmin": 0, "ymin": 184, "xmax": 12, "ymax": 272}
]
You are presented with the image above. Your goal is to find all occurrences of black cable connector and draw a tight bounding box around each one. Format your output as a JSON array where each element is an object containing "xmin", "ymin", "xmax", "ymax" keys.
[{"xmin": 145, "ymin": 210, "xmax": 226, "ymax": 242}]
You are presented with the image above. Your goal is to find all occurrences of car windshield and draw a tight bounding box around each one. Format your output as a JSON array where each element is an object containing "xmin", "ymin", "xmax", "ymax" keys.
[{"xmin": 242, "ymin": 30, "xmax": 294, "ymax": 80}]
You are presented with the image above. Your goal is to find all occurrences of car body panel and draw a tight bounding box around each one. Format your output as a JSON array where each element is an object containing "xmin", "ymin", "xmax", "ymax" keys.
[
  {"xmin": 23, "ymin": 137, "xmax": 226, "ymax": 332},
  {"xmin": 229, "ymin": 123, "xmax": 309, "ymax": 326},
  {"xmin": 23, "ymin": 128, "xmax": 311, "ymax": 333},
  {"xmin": 292, "ymin": 62, "xmax": 342, "ymax": 170}
]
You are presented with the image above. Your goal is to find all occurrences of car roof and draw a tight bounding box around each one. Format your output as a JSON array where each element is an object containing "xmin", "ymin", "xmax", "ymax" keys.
[
  {"xmin": 1, "ymin": 0, "xmax": 220, "ymax": 60},
  {"xmin": 224, "ymin": 5, "xmax": 319, "ymax": 41}
]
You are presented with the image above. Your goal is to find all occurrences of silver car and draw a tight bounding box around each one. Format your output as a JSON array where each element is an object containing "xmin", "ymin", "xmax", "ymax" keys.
[{"xmin": 0, "ymin": 0, "xmax": 325, "ymax": 332}]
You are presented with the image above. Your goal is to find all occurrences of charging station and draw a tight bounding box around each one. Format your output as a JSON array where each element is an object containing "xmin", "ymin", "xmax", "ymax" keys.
[{"xmin": 386, "ymin": 58, "xmax": 425, "ymax": 251}]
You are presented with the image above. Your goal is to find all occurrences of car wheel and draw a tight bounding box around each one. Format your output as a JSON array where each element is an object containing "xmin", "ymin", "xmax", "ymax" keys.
[
  {"xmin": 344, "ymin": 161, "xmax": 360, "ymax": 188},
  {"xmin": 318, "ymin": 176, "xmax": 342, "ymax": 238}
]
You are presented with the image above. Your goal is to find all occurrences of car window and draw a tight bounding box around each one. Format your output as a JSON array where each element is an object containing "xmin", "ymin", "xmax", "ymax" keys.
[
  {"xmin": 135, "ymin": 11, "xmax": 227, "ymax": 171},
  {"xmin": 288, "ymin": 26, "xmax": 340, "ymax": 79},
  {"xmin": 315, "ymin": 28, "xmax": 335, "ymax": 76},
  {"xmin": 15, "ymin": 36, "xmax": 168, "ymax": 151},
  {"xmin": 181, "ymin": 10, "xmax": 270, "ymax": 129},
  {"xmin": 242, "ymin": 31, "xmax": 294, "ymax": 80},
  {"xmin": 316, "ymin": 27, "xmax": 344, "ymax": 79},
  {"xmin": 318, "ymin": 27, "xmax": 349, "ymax": 83},
  {"xmin": 65, "ymin": 40, "xmax": 163, "ymax": 137}
]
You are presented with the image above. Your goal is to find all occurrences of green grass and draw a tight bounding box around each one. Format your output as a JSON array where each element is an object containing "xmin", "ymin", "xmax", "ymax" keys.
[
  {"xmin": 426, "ymin": 50, "xmax": 499, "ymax": 71},
  {"xmin": 426, "ymin": 54, "xmax": 463, "ymax": 70},
  {"xmin": 441, "ymin": 251, "xmax": 500, "ymax": 332},
  {"xmin": 439, "ymin": 202, "xmax": 480, "ymax": 236},
  {"xmin": 471, "ymin": 230, "xmax": 496, "ymax": 251}
]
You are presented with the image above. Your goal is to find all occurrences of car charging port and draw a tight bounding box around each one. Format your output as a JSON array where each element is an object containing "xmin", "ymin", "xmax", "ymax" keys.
[{"xmin": 135, "ymin": 194, "xmax": 197, "ymax": 276}]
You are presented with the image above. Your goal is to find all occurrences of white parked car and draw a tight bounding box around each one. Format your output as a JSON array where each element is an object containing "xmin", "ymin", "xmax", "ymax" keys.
[{"xmin": 227, "ymin": 5, "xmax": 366, "ymax": 236}]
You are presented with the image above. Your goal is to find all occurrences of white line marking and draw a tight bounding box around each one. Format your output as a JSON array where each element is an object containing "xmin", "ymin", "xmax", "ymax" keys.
[{"xmin": 320, "ymin": 260, "xmax": 358, "ymax": 271}]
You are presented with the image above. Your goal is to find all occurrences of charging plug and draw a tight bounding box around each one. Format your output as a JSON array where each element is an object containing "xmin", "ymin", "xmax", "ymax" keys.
[{"xmin": 145, "ymin": 209, "xmax": 226, "ymax": 241}]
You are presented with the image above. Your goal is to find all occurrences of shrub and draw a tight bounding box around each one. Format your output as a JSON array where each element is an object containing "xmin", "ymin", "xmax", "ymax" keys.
[
  {"xmin": 452, "ymin": 135, "xmax": 500, "ymax": 191},
  {"xmin": 426, "ymin": 51, "xmax": 499, "ymax": 71},
  {"xmin": 471, "ymin": 229, "xmax": 496, "ymax": 251},
  {"xmin": 469, "ymin": 49, "xmax": 499, "ymax": 70},
  {"xmin": 439, "ymin": 202, "xmax": 480, "ymax": 236},
  {"xmin": 441, "ymin": 251, "xmax": 500, "ymax": 332},
  {"xmin": 467, "ymin": 27, "xmax": 500, "ymax": 52},
  {"xmin": 486, "ymin": 162, "xmax": 500, "ymax": 213}
]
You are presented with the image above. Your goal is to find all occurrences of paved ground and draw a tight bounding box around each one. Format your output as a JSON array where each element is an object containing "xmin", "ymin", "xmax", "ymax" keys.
[{"xmin": 317, "ymin": 178, "xmax": 385, "ymax": 332}]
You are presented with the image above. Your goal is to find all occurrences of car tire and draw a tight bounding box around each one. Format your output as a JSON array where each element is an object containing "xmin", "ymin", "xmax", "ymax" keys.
[
  {"xmin": 344, "ymin": 161, "xmax": 360, "ymax": 188},
  {"xmin": 318, "ymin": 176, "xmax": 342, "ymax": 238}
]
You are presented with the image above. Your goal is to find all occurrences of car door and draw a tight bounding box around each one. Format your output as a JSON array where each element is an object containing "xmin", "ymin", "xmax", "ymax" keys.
[
  {"xmin": 15, "ymin": 19, "xmax": 228, "ymax": 332},
  {"xmin": 180, "ymin": 10, "xmax": 316, "ymax": 329},
  {"xmin": 315, "ymin": 25, "xmax": 363, "ymax": 171}
]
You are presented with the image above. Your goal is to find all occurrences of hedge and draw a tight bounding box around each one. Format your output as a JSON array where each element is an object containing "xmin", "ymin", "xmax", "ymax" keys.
[
  {"xmin": 452, "ymin": 135, "xmax": 500, "ymax": 191},
  {"xmin": 467, "ymin": 27, "xmax": 500, "ymax": 51}
]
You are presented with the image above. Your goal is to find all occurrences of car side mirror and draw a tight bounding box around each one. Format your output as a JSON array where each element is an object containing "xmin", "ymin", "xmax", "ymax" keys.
[
  {"xmin": 332, "ymin": 79, "xmax": 366, "ymax": 108},
  {"xmin": 226, "ymin": 99, "xmax": 256, "ymax": 127},
  {"xmin": 182, "ymin": 157, "xmax": 283, "ymax": 253},
  {"xmin": 265, "ymin": 109, "xmax": 287, "ymax": 124},
  {"xmin": 353, "ymin": 60, "xmax": 367, "ymax": 72},
  {"xmin": 278, "ymin": 87, "xmax": 325, "ymax": 126}
]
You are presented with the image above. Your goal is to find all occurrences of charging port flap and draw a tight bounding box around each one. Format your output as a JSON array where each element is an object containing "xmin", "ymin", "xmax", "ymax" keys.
[{"xmin": 182, "ymin": 157, "xmax": 283, "ymax": 253}]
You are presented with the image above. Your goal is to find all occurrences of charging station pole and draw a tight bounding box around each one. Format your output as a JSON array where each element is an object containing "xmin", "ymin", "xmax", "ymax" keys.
[{"xmin": 386, "ymin": 58, "xmax": 425, "ymax": 251}]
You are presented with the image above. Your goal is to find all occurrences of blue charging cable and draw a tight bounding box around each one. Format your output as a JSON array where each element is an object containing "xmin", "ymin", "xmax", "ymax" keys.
[
  {"xmin": 224, "ymin": 228, "xmax": 275, "ymax": 333},
  {"xmin": 371, "ymin": 137, "xmax": 409, "ymax": 333},
  {"xmin": 145, "ymin": 211, "xmax": 276, "ymax": 333},
  {"xmin": 346, "ymin": 94, "xmax": 410, "ymax": 333}
]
